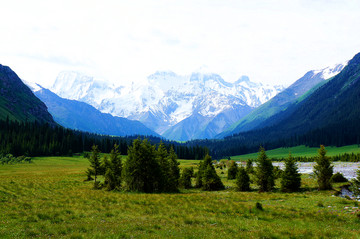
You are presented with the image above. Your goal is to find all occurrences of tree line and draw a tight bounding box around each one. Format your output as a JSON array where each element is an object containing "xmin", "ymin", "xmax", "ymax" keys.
[
  {"xmin": 0, "ymin": 118, "xmax": 208, "ymax": 159},
  {"xmin": 185, "ymin": 118, "xmax": 360, "ymax": 159},
  {"xmin": 259, "ymin": 152, "xmax": 360, "ymax": 162}
]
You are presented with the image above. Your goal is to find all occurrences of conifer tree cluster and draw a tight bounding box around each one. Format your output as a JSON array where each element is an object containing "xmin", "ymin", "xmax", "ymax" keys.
[
  {"xmin": 86, "ymin": 139, "xmax": 181, "ymax": 193},
  {"xmin": 196, "ymin": 154, "xmax": 224, "ymax": 191},
  {"xmin": 123, "ymin": 139, "xmax": 180, "ymax": 193}
]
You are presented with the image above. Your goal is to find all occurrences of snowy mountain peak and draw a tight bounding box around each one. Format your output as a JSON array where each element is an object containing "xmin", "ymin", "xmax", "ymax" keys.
[
  {"xmin": 51, "ymin": 71, "xmax": 117, "ymax": 107},
  {"xmin": 51, "ymin": 70, "xmax": 284, "ymax": 135},
  {"xmin": 235, "ymin": 75, "xmax": 251, "ymax": 84},
  {"xmin": 312, "ymin": 62, "xmax": 347, "ymax": 80}
]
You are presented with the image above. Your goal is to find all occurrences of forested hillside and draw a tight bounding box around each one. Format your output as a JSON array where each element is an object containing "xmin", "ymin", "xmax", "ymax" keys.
[
  {"xmin": 0, "ymin": 119, "xmax": 208, "ymax": 159},
  {"xmin": 188, "ymin": 52, "xmax": 360, "ymax": 158},
  {"xmin": 218, "ymin": 63, "xmax": 345, "ymax": 138},
  {"xmin": 0, "ymin": 64, "xmax": 55, "ymax": 124}
]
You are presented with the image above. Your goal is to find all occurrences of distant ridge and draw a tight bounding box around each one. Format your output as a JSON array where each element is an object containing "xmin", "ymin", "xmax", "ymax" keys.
[{"xmin": 32, "ymin": 86, "xmax": 161, "ymax": 138}]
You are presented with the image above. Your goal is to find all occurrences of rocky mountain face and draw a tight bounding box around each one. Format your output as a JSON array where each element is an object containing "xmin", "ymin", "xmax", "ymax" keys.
[
  {"xmin": 50, "ymin": 71, "xmax": 283, "ymax": 140},
  {"xmin": 218, "ymin": 62, "xmax": 347, "ymax": 138},
  {"xmin": 0, "ymin": 64, "xmax": 55, "ymax": 124}
]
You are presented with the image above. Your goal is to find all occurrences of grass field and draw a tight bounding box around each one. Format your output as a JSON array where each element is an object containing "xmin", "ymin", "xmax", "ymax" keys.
[
  {"xmin": 1, "ymin": 156, "xmax": 360, "ymax": 238},
  {"xmin": 231, "ymin": 145, "xmax": 360, "ymax": 161}
]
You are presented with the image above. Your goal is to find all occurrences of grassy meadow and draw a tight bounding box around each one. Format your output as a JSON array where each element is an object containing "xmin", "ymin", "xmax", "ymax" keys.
[
  {"xmin": 231, "ymin": 144, "xmax": 360, "ymax": 161},
  {"xmin": 1, "ymin": 156, "xmax": 360, "ymax": 238}
]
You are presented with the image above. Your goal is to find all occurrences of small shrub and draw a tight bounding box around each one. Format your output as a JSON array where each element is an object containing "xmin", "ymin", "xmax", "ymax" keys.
[
  {"xmin": 331, "ymin": 172, "xmax": 348, "ymax": 183},
  {"xmin": 255, "ymin": 202, "xmax": 263, "ymax": 211},
  {"xmin": 333, "ymin": 190, "xmax": 341, "ymax": 196}
]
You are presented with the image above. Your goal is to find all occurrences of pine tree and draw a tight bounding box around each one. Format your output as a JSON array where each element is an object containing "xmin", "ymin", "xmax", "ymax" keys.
[
  {"xmin": 123, "ymin": 139, "xmax": 161, "ymax": 193},
  {"xmin": 88, "ymin": 145, "xmax": 102, "ymax": 189},
  {"xmin": 349, "ymin": 166, "xmax": 360, "ymax": 197},
  {"xmin": 255, "ymin": 147, "xmax": 274, "ymax": 192},
  {"xmin": 103, "ymin": 144, "xmax": 122, "ymax": 191},
  {"xmin": 156, "ymin": 142, "xmax": 171, "ymax": 192},
  {"xmin": 313, "ymin": 145, "xmax": 333, "ymax": 190},
  {"xmin": 167, "ymin": 147, "xmax": 180, "ymax": 192},
  {"xmin": 236, "ymin": 167, "xmax": 250, "ymax": 191},
  {"xmin": 246, "ymin": 158, "xmax": 254, "ymax": 174},
  {"xmin": 180, "ymin": 167, "xmax": 194, "ymax": 189},
  {"xmin": 227, "ymin": 160, "xmax": 238, "ymax": 180},
  {"xmin": 280, "ymin": 153, "xmax": 301, "ymax": 192}
]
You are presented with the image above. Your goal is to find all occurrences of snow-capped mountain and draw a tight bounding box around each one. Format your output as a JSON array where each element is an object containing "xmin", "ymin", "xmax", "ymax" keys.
[{"xmin": 50, "ymin": 71, "xmax": 284, "ymax": 140}]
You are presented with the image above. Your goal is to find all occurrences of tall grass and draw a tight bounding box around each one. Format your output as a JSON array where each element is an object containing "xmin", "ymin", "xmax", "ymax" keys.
[{"xmin": 0, "ymin": 156, "xmax": 359, "ymax": 238}]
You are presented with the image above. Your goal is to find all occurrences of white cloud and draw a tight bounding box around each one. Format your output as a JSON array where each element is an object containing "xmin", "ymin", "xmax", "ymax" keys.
[{"xmin": 1, "ymin": 0, "xmax": 360, "ymax": 88}]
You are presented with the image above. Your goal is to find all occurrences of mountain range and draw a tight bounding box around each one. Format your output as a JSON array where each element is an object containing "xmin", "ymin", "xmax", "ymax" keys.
[
  {"xmin": 1, "ymin": 51, "xmax": 357, "ymax": 155},
  {"xmin": 50, "ymin": 71, "xmax": 283, "ymax": 141}
]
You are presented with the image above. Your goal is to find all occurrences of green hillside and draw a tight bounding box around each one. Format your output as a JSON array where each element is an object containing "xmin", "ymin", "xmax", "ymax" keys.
[
  {"xmin": 231, "ymin": 145, "xmax": 360, "ymax": 161},
  {"xmin": 0, "ymin": 64, "xmax": 55, "ymax": 124}
]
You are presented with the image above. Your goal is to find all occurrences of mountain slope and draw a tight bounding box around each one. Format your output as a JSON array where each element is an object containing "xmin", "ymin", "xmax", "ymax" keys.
[
  {"xmin": 226, "ymin": 52, "xmax": 360, "ymax": 145},
  {"xmin": 33, "ymin": 87, "xmax": 160, "ymax": 137},
  {"xmin": 0, "ymin": 64, "xmax": 55, "ymax": 124},
  {"xmin": 269, "ymin": 53, "xmax": 360, "ymax": 136},
  {"xmin": 218, "ymin": 62, "xmax": 346, "ymax": 138}
]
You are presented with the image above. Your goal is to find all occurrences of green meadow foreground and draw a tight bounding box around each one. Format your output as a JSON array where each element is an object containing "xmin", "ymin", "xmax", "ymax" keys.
[{"xmin": 1, "ymin": 157, "xmax": 360, "ymax": 238}]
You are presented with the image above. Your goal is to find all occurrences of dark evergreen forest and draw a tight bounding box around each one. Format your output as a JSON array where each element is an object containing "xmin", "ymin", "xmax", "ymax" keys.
[{"xmin": 0, "ymin": 118, "xmax": 208, "ymax": 159}]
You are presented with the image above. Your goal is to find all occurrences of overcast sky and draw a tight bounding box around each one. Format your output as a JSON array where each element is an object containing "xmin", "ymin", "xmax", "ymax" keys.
[{"xmin": 1, "ymin": 0, "xmax": 360, "ymax": 88}]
